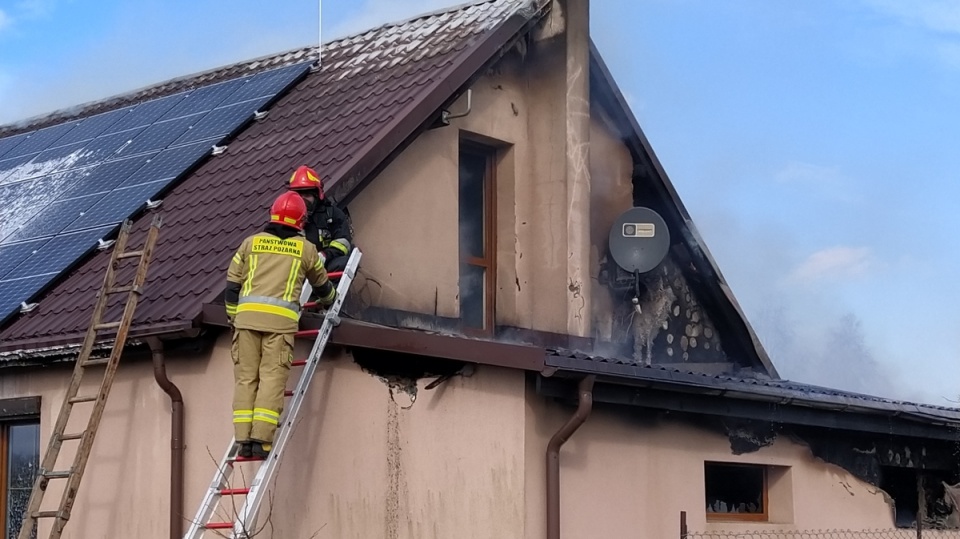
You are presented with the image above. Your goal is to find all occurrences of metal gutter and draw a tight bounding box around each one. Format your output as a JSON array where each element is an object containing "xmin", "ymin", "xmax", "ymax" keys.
[
  {"xmin": 146, "ymin": 337, "xmax": 185, "ymax": 539},
  {"xmin": 544, "ymin": 355, "xmax": 960, "ymax": 425},
  {"xmin": 0, "ymin": 321, "xmax": 198, "ymax": 355},
  {"xmin": 546, "ymin": 375, "xmax": 595, "ymax": 539},
  {"xmin": 536, "ymin": 375, "xmax": 960, "ymax": 441}
]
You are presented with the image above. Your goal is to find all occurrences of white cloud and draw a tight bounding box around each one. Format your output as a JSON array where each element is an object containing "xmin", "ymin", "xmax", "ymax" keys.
[
  {"xmin": 16, "ymin": 0, "xmax": 55, "ymax": 19},
  {"xmin": 864, "ymin": 0, "xmax": 960, "ymax": 36},
  {"xmin": 787, "ymin": 246, "xmax": 874, "ymax": 283},
  {"xmin": 774, "ymin": 161, "xmax": 846, "ymax": 186},
  {"xmin": 0, "ymin": 9, "xmax": 13, "ymax": 32}
]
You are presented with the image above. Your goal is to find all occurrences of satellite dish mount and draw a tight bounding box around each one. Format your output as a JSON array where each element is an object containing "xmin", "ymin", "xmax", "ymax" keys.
[{"xmin": 604, "ymin": 207, "xmax": 671, "ymax": 311}]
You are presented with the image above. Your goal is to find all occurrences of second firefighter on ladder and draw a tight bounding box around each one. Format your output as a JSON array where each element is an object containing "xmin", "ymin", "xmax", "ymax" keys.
[{"xmin": 224, "ymin": 191, "xmax": 337, "ymax": 458}]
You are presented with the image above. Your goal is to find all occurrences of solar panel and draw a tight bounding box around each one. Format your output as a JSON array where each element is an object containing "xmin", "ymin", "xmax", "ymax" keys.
[
  {"xmin": 2, "ymin": 225, "xmax": 116, "ymax": 281},
  {"xmin": 172, "ymin": 97, "xmax": 271, "ymax": 145},
  {"xmin": 64, "ymin": 180, "xmax": 168, "ymax": 232},
  {"xmin": 70, "ymin": 127, "xmax": 148, "ymax": 168},
  {"xmin": 5, "ymin": 123, "xmax": 75, "ymax": 158},
  {"xmin": 105, "ymin": 93, "xmax": 186, "ymax": 133},
  {"xmin": 118, "ymin": 142, "xmax": 210, "ymax": 187},
  {"xmin": 74, "ymin": 154, "xmax": 159, "ymax": 195},
  {"xmin": 118, "ymin": 114, "xmax": 204, "ymax": 156},
  {"xmin": 3, "ymin": 192, "xmax": 108, "ymax": 244},
  {"xmin": 0, "ymin": 153, "xmax": 39, "ymax": 185},
  {"xmin": 0, "ymin": 238, "xmax": 50, "ymax": 280},
  {"xmin": 52, "ymin": 107, "xmax": 133, "ymax": 147},
  {"xmin": 0, "ymin": 275, "xmax": 55, "ymax": 318},
  {"xmin": 159, "ymin": 78, "xmax": 247, "ymax": 120},
  {"xmin": 0, "ymin": 60, "xmax": 312, "ymax": 323},
  {"xmin": 0, "ymin": 133, "xmax": 29, "ymax": 161}
]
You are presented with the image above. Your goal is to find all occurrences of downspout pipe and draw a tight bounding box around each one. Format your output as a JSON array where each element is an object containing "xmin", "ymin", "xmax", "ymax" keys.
[
  {"xmin": 546, "ymin": 375, "xmax": 595, "ymax": 539},
  {"xmin": 147, "ymin": 337, "xmax": 185, "ymax": 539}
]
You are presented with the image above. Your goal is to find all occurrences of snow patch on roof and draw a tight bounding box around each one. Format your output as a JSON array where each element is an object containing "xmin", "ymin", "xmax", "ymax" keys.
[{"xmin": 0, "ymin": 150, "xmax": 88, "ymax": 241}]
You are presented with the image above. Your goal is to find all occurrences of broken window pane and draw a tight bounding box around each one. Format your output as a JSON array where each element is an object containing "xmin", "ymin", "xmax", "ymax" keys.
[
  {"xmin": 459, "ymin": 263, "xmax": 485, "ymax": 329},
  {"xmin": 705, "ymin": 462, "xmax": 766, "ymax": 519},
  {"xmin": 6, "ymin": 422, "xmax": 39, "ymax": 539},
  {"xmin": 458, "ymin": 150, "xmax": 486, "ymax": 261}
]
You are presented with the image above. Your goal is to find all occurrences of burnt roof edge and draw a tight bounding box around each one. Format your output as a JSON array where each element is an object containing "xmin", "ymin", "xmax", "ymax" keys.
[
  {"xmin": 543, "ymin": 354, "xmax": 960, "ymax": 430},
  {"xmin": 587, "ymin": 41, "xmax": 780, "ymax": 380}
]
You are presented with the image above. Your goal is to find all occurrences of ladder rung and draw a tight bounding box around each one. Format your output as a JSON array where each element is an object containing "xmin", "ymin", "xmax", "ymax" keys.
[
  {"xmin": 68, "ymin": 395, "xmax": 98, "ymax": 404},
  {"xmin": 82, "ymin": 358, "xmax": 112, "ymax": 367},
  {"xmin": 291, "ymin": 359, "xmax": 307, "ymax": 367},
  {"xmin": 295, "ymin": 329, "xmax": 319, "ymax": 338},
  {"xmin": 229, "ymin": 455, "xmax": 265, "ymax": 464},
  {"xmin": 43, "ymin": 470, "xmax": 72, "ymax": 479},
  {"xmin": 219, "ymin": 488, "xmax": 250, "ymax": 496},
  {"xmin": 33, "ymin": 511, "xmax": 66, "ymax": 519},
  {"xmin": 59, "ymin": 432, "xmax": 85, "ymax": 441},
  {"xmin": 108, "ymin": 285, "xmax": 141, "ymax": 295},
  {"xmin": 284, "ymin": 390, "xmax": 293, "ymax": 397},
  {"xmin": 94, "ymin": 321, "xmax": 122, "ymax": 331},
  {"xmin": 116, "ymin": 250, "xmax": 144, "ymax": 260},
  {"xmin": 205, "ymin": 522, "xmax": 234, "ymax": 530}
]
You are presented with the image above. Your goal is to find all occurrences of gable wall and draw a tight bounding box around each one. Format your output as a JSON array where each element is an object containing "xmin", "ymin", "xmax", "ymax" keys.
[{"xmin": 347, "ymin": 33, "xmax": 640, "ymax": 339}]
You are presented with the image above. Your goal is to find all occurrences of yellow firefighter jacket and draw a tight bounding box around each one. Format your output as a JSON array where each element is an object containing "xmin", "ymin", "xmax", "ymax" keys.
[{"xmin": 225, "ymin": 231, "xmax": 335, "ymax": 334}]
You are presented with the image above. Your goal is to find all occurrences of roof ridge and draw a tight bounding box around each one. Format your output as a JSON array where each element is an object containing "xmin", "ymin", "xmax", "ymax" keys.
[
  {"xmin": 324, "ymin": 0, "xmax": 506, "ymax": 43},
  {"xmin": 0, "ymin": 0, "xmax": 535, "ymax": 136}
]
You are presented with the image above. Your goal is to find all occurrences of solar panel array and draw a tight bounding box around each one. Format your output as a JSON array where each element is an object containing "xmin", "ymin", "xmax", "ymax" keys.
[{"xmin": 0, "ymin": 61, "xmax": 312, "ymax": 324}]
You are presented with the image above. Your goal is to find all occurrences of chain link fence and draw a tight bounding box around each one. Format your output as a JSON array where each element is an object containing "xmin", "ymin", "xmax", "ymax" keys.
[
  {"xmin": 679, "ymin": 511, "xmax": 960, "ymax": 538},
  {"xmin": 683, "ymin": 530, "xmax": 960, "ymax": 538}
]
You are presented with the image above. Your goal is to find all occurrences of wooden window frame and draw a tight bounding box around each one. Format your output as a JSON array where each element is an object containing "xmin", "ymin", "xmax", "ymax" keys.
[
  {"xmin": 458, "ymin": 141, "xmax": 498, "ymax": 337},
  {"xmin": 704, "ymin": 461, "xmax": 770, "ymax": 523},
  {"xmin": 0, "ymin": 398, "xmax": 41, "ymax": 538}
]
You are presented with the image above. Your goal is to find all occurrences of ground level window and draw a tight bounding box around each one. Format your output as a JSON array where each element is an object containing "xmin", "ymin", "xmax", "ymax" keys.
[
  {"xmin": 705, "ymin": 461, "xmax": 768, "ymax": 522},
  {"xmin": 3, "ymin": 421, "xmax": 40, "ymax": 539}
]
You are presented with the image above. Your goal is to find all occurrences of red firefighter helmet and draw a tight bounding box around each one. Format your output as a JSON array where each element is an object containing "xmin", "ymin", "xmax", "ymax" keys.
[
  {"xmin": 288, "ymin": 165, "xmax": 324, "ymax": 200},
  {"xmin": 269, "ymin": 191, "xmax": 308, "ymax": 231}
]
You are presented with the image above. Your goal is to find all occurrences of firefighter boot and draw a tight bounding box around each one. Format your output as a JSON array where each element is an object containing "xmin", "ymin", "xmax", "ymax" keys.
[
  {"xmin": 238, "ymin": 442, "xmax": 253, "ymax": 458},
  {"xmin": 251, "ymin": 441, "xmax": 271, "ymax": 458}
]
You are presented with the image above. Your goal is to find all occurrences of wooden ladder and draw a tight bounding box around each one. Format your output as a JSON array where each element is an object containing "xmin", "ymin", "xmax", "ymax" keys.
[{"xmin": 17, "ymin": 214, "xmax": 163, "ymax": 539}]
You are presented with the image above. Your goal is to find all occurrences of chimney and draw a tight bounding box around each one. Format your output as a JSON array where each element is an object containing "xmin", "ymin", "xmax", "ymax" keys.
[{"xmin": 561, "ymin": 0, "xmax": 592, "ymax": 338}]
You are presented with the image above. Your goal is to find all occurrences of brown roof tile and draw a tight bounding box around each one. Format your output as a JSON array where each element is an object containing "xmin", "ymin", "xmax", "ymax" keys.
[{"xmin": 0, "ymin": 0, "xmax": 547, "ymax": 352}]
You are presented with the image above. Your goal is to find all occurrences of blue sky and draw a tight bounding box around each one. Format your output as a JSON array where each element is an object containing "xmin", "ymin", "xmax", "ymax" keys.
[{"xmin": 1, "ymin": 0, "xmax": 957, "ymax": 404}]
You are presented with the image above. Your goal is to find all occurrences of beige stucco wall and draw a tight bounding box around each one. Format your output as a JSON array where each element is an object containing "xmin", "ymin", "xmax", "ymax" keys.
[
  {"xmin": 349, "ymin": 38, "xmax": 634, "ymax": 338},
  {"xmin": 0, "ymin": 335, "xmax": 530, "ymax": 539},
  {"xmin": 0, "ymin": 338, "xmax": 907, "ymax": 538},
  {"xmin": 524, "ymin": 380, "xmax": 898, "ymax": 538}
]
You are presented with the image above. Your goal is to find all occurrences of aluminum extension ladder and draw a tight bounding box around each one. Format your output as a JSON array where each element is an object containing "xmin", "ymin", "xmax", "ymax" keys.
[
  {"xmin": 184, "ymin": 247, "xmax": 362, "ymax": 539},
  {"xmin": 18, "ymin": 215, "xmax": 163, "ymax": 539}
]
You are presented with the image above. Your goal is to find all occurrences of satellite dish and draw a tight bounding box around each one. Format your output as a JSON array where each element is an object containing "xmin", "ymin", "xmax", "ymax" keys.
[{"xmin": 608, "ymin": 206, "xmax": 670, "ymax": 274}]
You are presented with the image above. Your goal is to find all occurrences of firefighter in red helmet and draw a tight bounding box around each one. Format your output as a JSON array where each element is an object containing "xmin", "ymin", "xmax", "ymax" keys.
[
  {"xmin": 224, "ymin": 191, "xmax": 337, "ymax": 458},
  {"xmin": 286, "ymin": 165, "xmax": 354, "ymax": 274}
]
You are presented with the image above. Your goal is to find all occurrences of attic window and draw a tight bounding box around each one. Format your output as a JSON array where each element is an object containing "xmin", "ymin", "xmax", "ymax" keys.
[
  {"xmin": 705, "ymin": 462, "xmax": 768, "ymax": 522},
  {"xmin": 458, "ymin": 140, "xmax": 497, "ymax": 335}
]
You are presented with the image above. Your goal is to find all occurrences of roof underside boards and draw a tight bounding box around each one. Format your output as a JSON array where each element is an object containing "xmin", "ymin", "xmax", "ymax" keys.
[
  {"xmin": 0, "ymin": 0, "xmax": 546, "ymax": 351},
  {"xmin": 0, "ymin": 62, "xmax": 312, "ymax": 326},
  {"xmin": 544, "ymin": 349, "xmax": 960, "ymax": 429}
]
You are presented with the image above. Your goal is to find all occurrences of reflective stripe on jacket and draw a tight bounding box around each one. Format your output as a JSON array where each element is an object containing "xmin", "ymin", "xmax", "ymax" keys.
[{"xmin": 226, "ymin": 232, "xmax": 329, "ymax": 333}]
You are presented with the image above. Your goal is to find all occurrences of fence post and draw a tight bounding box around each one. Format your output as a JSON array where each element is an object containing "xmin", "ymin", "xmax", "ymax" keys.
[
  {"xmin": 679, "ymin": 510, "xmax": 687, "ymax": 539},
  {"xmin": 916, "ymin": 474, "xmax": 924, "ymax": 539}
]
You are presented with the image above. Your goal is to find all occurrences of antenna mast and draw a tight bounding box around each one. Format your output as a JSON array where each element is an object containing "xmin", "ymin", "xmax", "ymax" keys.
[{"xmin": 318, "ymin": 0, "xmax": 323, "ymax": 68}]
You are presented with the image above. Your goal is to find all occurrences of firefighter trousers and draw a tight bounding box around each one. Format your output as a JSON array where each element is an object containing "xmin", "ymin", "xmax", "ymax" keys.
[{"xmin": 230, "ymin": 328, "xmax": 294, "ymax": 445}]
